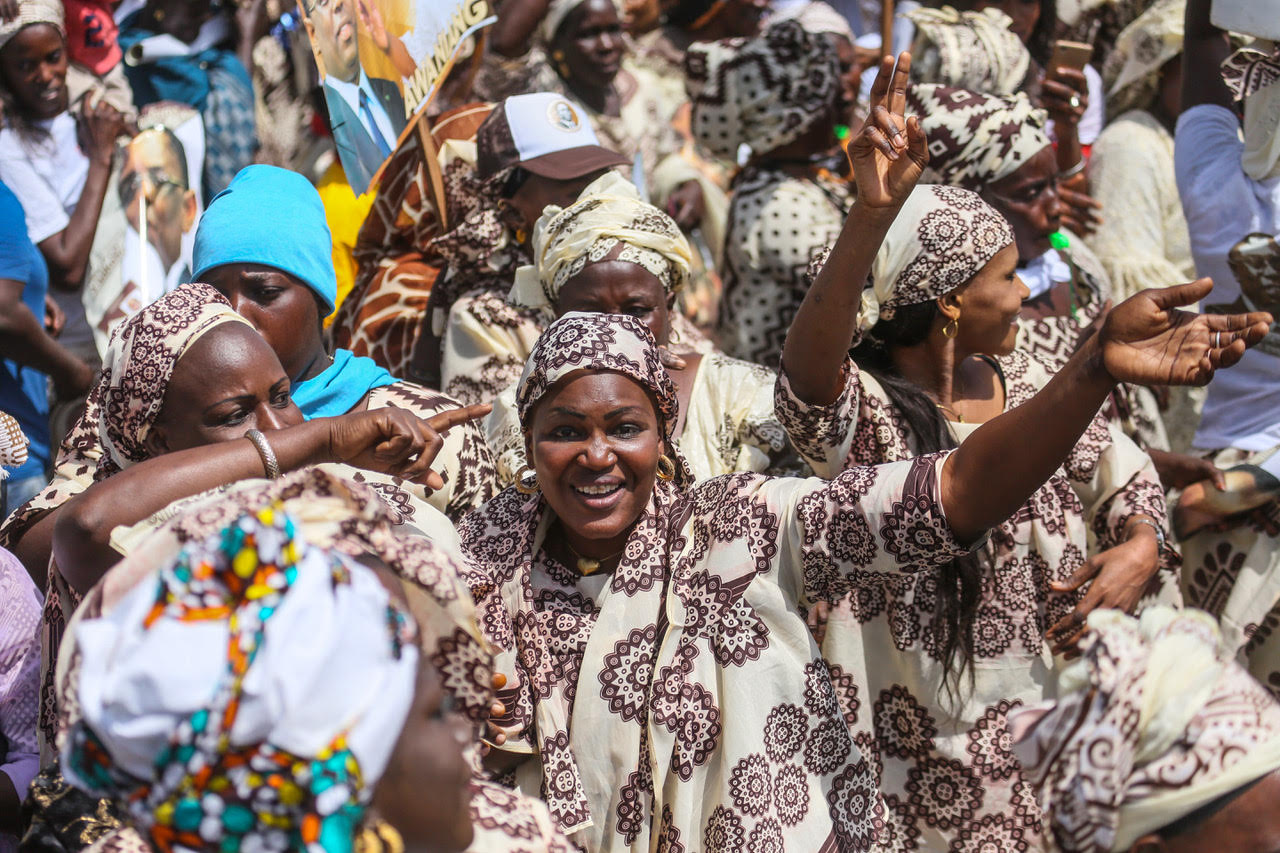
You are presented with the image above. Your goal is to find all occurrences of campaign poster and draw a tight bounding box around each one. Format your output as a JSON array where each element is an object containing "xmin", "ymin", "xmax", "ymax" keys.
[{"xmin": 300, "ymin": 0, "xmax": 495, "ymax": 193}]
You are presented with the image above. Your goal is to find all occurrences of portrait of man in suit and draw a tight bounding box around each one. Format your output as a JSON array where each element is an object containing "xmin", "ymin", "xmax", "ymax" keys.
[{"xmin": 302, "ymin": 0, "xmax": 411, "ymax": 192}]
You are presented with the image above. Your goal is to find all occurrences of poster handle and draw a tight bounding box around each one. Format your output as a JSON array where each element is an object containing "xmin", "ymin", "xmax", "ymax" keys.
[
  {"xmin": 880, "ymin": 0, "xmax": 895, "ymax": 58},
  {"xmin": 415, "ymin": 113, "xmax": 450, "ymax": 232}
]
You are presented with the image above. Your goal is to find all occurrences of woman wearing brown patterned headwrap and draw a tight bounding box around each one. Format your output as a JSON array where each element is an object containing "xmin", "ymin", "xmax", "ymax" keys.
[
  {"xmin": 778, "ymin": 55, "xmax": 1183, "ymax": 851},
  {"xmin": 688, "ymin": 19, "xmax": 854, "ymax": 369}
]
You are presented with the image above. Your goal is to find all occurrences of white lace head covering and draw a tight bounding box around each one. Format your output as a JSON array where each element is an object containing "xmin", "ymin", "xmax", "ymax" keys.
[{"xmin": 0, "ymin": 0, "xmax": 63, "ymax": 51}]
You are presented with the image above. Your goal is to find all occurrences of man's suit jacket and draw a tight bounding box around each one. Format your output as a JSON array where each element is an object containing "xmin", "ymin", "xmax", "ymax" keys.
[{"xmin": 324, "ymin": 75, "xmax": 407, "ymax": 192}]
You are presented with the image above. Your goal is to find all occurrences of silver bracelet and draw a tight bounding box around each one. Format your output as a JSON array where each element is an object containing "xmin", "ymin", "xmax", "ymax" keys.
[
  {"xmin": 245, "ymin": 429, "xmax": 281, "ymax": 480},
  {"xmin": 1060, "ymin": 158, "xmax": 1087, "ymax": 179},
  {"xmin": 1127, "ymin": 517, "xmax": 1166, "ymax": 554}
]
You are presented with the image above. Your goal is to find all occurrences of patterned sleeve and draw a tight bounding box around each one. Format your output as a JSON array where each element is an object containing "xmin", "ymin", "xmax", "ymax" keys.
[
  {"xmin": 1064, "ymin": 416, "xmax": 1178, "ymax": 570},
  {"xmin": 370, "ymin": 383, "xmax": 499, "ymax": 522},
  {"xmin": 441, "ymin": 292, "xmax": 541, "ymax": 408},
  {"xmin": 773, "ymin": 453, "xmax": 976, "ymax": 605},
  {"xmin": 0, "ymin": 548, "xmax": 41, "ymax": 802},
  {"xmin": 773, "ymin": 358, "xmax": 862, "ymax": 478}
]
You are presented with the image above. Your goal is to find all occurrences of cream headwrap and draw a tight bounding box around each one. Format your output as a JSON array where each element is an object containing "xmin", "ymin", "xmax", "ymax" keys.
[
  {"xmin": 509, "ymin": 171, "xmax": 692, "ymax": 310},
  {"xmin": 1103, "ymin": 0, "xmax": 1184, "ymax": 117},
  {"xmin": 1010, "ymin": 607, "xmax": 1280, "ymax": 853},
  {"xmin": 906, "ymin": 6, "xmax": 1031, "ymax": 96},
  {"xmin": 540, "ymin": 0, "xmax": 624, "ymax": 44},
  {"xmin": 907, "ymin": 84, "xmax": 1053, "ymax": 190},
  {"xmin": 686, "ymin": 19, "xmax": 841, "ymax": 160},
  {"xmin": 810, "ymin": 185, "xmax": 1013, "ymax": 345},
  {"xmin": 0, "ymin": 0, "xmax": 63, "ymax": 51},
  {"xmin": 62, "ymin": 505, "xmax": 419, "ymax": 852}
]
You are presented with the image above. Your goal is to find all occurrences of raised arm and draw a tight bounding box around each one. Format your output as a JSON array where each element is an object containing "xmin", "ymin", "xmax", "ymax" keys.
[
  {"xmin": 52, "ymin": 405, "xmax": 489, "ymax": 594},
  {"xmin": 941, "ymin": 281, "xmax": 1271, "ymax": 543},
  {"xmin": 1181, "ymin": 0, "xmax": 1234, "ymax": 113},
  {"xmin": 487, "ymin": 0, "xmax": 553, "ymax": 58},
  {"xmin": 38, "ymin": 100, "xmax": 127, "ymax": 288},
  {"xmin": 781, "ymin": 53, "xmax": 927, "ymax": 405}
]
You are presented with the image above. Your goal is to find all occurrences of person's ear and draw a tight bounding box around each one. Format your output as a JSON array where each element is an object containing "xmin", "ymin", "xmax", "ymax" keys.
[
  {"xmin": 937, "ymin": 291, "xmax": 963, "ymax": 322},
  {"xmin": 301, "ymin": 14, "xmax": 324, "ymax": 74},
  {"xmin": 180, "ymin": 189, "xmax": 197, "ymax": 232},
  {"xmin": 522, "ymin": 429, "xmax": 535, "ymax": 468}
]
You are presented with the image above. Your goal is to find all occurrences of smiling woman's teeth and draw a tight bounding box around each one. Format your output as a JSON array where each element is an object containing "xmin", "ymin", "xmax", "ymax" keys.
[{"xmin": 576, "ymin": 484, "xmax": 620, "ymax": 495}]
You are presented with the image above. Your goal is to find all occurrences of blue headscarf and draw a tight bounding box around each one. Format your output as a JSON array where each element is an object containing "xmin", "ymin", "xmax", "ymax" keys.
[
  {"xmin": 292, "ymin": 350, "xmax": 396, "ymax": 420},
  {"xmin": 192, "ymin": 165, "xmax": 338, "ymax": 312}
]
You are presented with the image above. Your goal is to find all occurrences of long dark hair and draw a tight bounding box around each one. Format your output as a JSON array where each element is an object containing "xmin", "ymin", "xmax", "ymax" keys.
[{"xmin": 852, "ymin": 300, "xmax": 983, "ymax": 705}]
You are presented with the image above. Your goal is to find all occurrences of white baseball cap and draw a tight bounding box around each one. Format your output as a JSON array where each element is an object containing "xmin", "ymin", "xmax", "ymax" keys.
[{"xmin": 477, "ymin": 92, "xmax": 630, "ymax": 181}]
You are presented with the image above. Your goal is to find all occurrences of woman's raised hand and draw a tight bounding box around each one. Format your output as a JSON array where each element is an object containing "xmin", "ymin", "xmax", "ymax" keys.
[
  {"xmin": 323, "ymin": 404, "xmax": 492, "ymax": 489},
  {"xmin": 1096, "ymin": 279, "xmax": 1273, "ymax": 387},
  {"xmin": 846, "ymin": 52, "xmax": 928, "ymax": 209}
]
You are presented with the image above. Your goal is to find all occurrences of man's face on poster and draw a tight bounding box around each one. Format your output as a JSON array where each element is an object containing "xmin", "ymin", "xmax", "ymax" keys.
[
  {"xmin": 303, "ymin": 0, "xmax": 361, "ymax": 83},
  {"xmin": 119, "ymin": 129, "xmax": 197, "ymax": 271}
]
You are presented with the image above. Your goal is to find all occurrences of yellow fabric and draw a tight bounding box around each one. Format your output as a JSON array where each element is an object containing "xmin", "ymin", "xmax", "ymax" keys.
[
  {"xmin": 317, "ymin": 160, "xmax": 376, "ymax": 326},
  {"xmin": 357, "ymin": 0, "xmax": 413, "ymax": 91}
]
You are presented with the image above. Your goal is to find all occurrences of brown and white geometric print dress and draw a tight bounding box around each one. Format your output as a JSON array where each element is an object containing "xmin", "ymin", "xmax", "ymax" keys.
[
  {"xmin": 773, "ymin": 350, "xmax": 1179, "ymax": 851},
  {"xmin": 460, "ymin": 450, "xmax": 977, "ymax": 852},
  {"xmin": 719, "ymin": 165, "xmax": 853, "ymax": 369}
]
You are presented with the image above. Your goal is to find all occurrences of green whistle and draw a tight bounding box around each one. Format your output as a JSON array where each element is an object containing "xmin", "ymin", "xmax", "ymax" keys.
[{"xmin": 1048, "ymin": 231, "xmax": 1070, "ymax": 251}]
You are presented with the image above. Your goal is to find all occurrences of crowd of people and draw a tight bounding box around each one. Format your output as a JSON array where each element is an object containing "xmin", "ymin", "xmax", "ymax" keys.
[{"xmin": 1, "ymin": 0, "xmax": 1279, "ymax": 850}]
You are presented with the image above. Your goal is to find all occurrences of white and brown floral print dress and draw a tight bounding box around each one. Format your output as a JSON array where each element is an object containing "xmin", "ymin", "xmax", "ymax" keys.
[
  {"xmin": 774, "ymin": 349, "xmax": 1179, "ymax": 852},
  {"xmin": 460, "ymin": 453, "xmax": 977, "ymax": 853}
]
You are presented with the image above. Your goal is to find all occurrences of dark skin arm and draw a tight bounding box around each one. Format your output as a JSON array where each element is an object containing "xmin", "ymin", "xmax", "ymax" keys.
[
  {"xmin": 52, "ymin": 405, "xmax": 489, "ymax": 595},
  {"xmin": 782, "ymin": 53, "xmax": 927, "ymax": 406},
  {"xmin": 0, "ymin": 279, "xmax": 94, "ymax": 398},
  {"xmin": 40, "ymin": 99, "xmax": 127, "ymax": 290},
  {"xmin": 488, "ymin": 0, "xmax": 552, "ymax": 57},
  {"xmin": 782, "ymin": 53, "xmax": 1275, "ymax": 542},
  {"xmin": 942, "ymin": 286, "xmax": 1269, "ymax": 543},
  {"xmin": 1181, "ymin": 0, "xmax": 1234, "ymax": 114}
]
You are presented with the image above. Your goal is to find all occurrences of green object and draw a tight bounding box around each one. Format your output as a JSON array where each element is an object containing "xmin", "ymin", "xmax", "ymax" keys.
[
  {"xmin": 834, "ymin": 124, "xmax": 851, "ymax": 141},
  {"xmin": 1049, "ymin": 231, "xmax": 1070, "ymax": 250}
]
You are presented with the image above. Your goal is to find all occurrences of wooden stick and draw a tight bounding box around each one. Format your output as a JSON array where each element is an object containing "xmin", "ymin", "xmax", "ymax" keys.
[
  {"xmin": 416, "ymin": 113, "xmax": 450, "ymax": 232},
  {"xmin": 880, "ymin": 0, "xmax": 895, "ymax": 58}
]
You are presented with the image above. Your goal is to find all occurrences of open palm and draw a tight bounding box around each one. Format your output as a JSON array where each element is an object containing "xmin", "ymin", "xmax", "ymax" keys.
[
  {"xmin": 1100, "ymin": 279, "xmax": 1273, "ymax": 387},
  {"xmin": 847, "ymin": 52, "xmax": 929, "ymax": 209}
]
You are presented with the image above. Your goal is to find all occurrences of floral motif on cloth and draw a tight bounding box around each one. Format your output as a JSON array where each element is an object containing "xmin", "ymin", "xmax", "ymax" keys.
[{"xmin": 773, "ymin": 349, "xmax": 1179, "ymax": 851}]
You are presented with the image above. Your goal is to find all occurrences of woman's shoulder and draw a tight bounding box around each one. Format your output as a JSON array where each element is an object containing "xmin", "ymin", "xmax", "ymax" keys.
[{"xmin": 701, "ymin": 350, "xmax": 776, "ymax": 387}]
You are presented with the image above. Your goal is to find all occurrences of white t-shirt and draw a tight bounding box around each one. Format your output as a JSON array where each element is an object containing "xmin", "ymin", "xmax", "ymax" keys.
[
  {"xmin": 1175, "ymin": 104, "xmax": 1280, "ymax": 452},
  {"xmin": 0, "ymin": 112, "xmax": 94, "ymax": 356},
  {"xmin": 0, "ymin": 113, "xmax": 88, "ymax": 243}
]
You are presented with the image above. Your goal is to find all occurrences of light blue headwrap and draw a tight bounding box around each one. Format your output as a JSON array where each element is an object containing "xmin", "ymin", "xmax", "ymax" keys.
[{"xmin": 192, "ymin": 165, "xmax": 339, "ymax": 313}]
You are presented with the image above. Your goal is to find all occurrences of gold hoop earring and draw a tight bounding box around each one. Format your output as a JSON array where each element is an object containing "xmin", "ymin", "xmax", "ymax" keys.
[
  {"xmin": 515, "ymin": 227, "xmax": 528, "ymax": 244},
  {"xmin": 942, "ymin": 317, "xmax": 959, "ymax": 339},
  {"xmin": 656, "ymin": 455, "xmax": 677, "ymax": 482},
  {"xmin": 515, "ymin": 464, "xmax": 540, "ymax": 494}
]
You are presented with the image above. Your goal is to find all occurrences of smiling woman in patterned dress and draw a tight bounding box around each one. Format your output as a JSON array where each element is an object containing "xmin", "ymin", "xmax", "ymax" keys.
[
  {"xmin": 778, "ymin": 54, "xmax": 1188, "ymax": 852},
  {"xmin": 456, "ymin": 196, "xmax": 1265, "ymax": 853}
]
